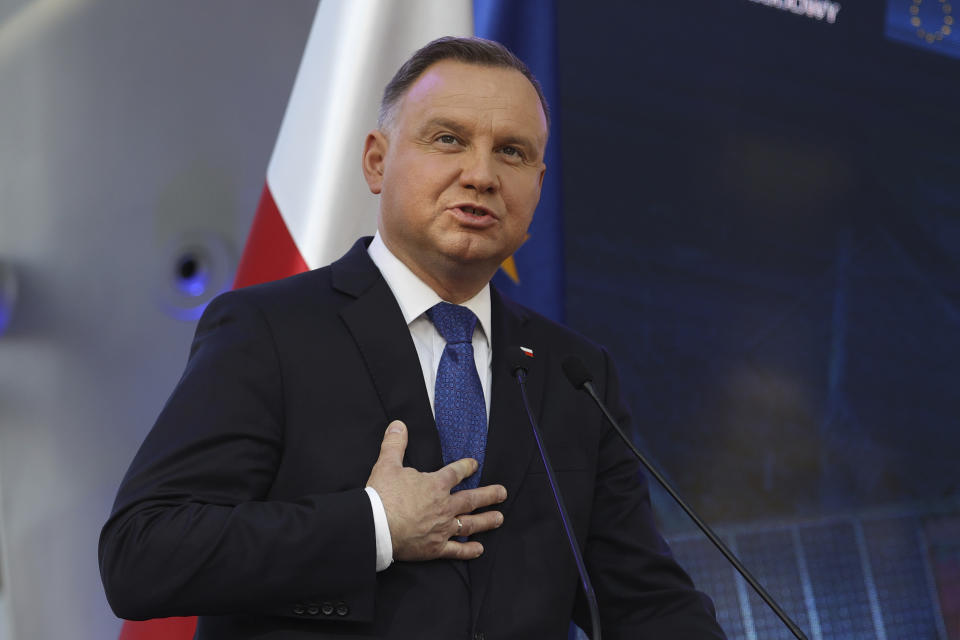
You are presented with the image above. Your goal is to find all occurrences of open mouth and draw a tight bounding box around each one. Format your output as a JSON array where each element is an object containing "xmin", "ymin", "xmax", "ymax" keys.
[{"xmin": 449, "ymin": 204, "xmax": 496, "ymax": 227}]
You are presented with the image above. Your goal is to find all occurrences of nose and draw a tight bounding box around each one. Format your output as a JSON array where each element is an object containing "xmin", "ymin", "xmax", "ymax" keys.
[{"xmin": 458, "ymin": 150, "xmax": 498, "ymax": 194}]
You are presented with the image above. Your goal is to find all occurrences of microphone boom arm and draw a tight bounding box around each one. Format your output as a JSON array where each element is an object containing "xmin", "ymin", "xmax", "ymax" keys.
[{"xmin": 514, "ymin": 367, "xmax": 602, "ymax": 640}]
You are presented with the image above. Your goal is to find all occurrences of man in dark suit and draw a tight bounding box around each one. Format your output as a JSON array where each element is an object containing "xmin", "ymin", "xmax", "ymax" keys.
[{"xmin": 100, "ymin": 37, "xmax": 726, "ymax": 639}]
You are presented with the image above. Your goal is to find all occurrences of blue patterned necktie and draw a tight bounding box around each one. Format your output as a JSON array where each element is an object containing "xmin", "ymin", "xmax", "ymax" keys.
[{"xmin": 426, "ymin": 302, "xmax": 487, "ymax": 492}]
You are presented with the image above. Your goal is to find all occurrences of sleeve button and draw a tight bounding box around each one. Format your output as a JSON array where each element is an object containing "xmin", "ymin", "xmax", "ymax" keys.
[
  {"xmin": 321, "ymin": 601, "xmax": 335, "ymax": 616},
  {"xmin": 306, "ymin": 604, "xmax": 320, "ymax": 616},
  {"xmin": 292, "ymin": 605, "xmax": 305, "ymax": 615},
  {"xmin": 335, "ymin": 601, "xmax": 349, "ymax": 616}
]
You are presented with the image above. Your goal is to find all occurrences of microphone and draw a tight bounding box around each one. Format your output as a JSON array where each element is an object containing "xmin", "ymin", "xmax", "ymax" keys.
[
  {"xmin": 562, "ymin": 356, "xmax": 808, "ymax": 640},
  {"xmin": 508, "ymin": 348, "xmax": 601, "ymax": 640}
]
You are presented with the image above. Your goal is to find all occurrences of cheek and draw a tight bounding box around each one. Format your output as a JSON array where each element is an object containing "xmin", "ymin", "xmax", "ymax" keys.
[
  {"xmin": 396, "ymin": 146, "xmax": 452, "ymax": 174},
  {"xmin": 380, "ymin": 177, "xmax": 438, "ymax": 234},
  {"xmin": 391, "ymin": 157, "xmax": 453, "ymax": 202},
  {"xmin": 383, "ymin": 165, "xmax": 427, "ymax": 207},
  {"xmin": 503, "ymin": 178, "xmax": 542, "ymax": 222}
]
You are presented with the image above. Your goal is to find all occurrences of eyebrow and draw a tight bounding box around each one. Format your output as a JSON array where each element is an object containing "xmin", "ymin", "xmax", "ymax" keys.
[{"xmin": 418, "ymin": 117, "xmax": 470, "ymax": 139}]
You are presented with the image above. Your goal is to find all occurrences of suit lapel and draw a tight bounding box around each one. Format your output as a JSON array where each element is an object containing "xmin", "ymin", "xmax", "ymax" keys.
[
  {"xmin": 333, "ymin": 239, "xmax": 442, "ymax": 475},
  {"xmin": 468, "ymin": 289, "xmax": 546, "ymax": 623}
]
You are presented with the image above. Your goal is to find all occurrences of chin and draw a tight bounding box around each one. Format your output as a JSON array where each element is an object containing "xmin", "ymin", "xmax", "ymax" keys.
[{"xmin": 445, "ymin": 238, "xmax": 506, "ymax": 263}]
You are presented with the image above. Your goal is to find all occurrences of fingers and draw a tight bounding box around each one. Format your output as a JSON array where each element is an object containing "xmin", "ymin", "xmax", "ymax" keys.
[
  {"xmin": 449, "ymin": 482, "xmax": 507, "ymax": 515},
  {"xmin": 436, "ymin": 458, "xmax": 507, "ymax": 499},
  {"xmin": 375, "ymin": 420, "xmax": 407, "ymax": 470},
  {"xmin": 438, "ymin": 539, "xmax": 485, "ymax": 561},
  {"xmin": 437, "ymin": 510, "xmax": 505, "ymax": 559},
  {"xmin": 373, "ymin": 444, "xmax": 508, "ymax": 563},
  {"xmin": 454, "ymin": 510, "xmax": 504, "ymax": 538},
  {"xmin": 440, "ymin": 457, "xmax": 479, "ymax": 488}
]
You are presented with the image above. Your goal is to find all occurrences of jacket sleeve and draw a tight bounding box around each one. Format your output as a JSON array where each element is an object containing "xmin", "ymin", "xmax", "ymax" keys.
[
  {"xmin": 573, "ymin": 347, "xmax": 727, "ymax": 639},
  {"xmin": 98, "ymin": 290, "xmax": 378, "ymax": 622}
]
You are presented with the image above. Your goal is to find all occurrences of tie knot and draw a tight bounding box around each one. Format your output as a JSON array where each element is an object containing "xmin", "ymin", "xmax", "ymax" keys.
[{"xmin": 427, "ymin": 302, "xmax": 478, "ymax": 344}]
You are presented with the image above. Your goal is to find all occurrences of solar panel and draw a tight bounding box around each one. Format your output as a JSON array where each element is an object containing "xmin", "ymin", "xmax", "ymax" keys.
[
  {"xmin": 798, "ymin": 521, "xmax": 878, "ymax": 639},
  {"xmin": 670, "ymin": 535, "xmax": 747, "ymax": 638},
  {"xmin": 863, "ymin": 516, "xmax": 945, "ymax": 639},
  {"xmin": 736, "ymin": 528, "xmax": 812, "ymax": 639}
]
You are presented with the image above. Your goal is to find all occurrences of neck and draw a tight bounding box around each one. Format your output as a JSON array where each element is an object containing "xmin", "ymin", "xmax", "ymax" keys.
[
  {"xmin": 379, "ymin": 237, "xmax": 492, "ymax": 304},
  {"xmin": 403, "ymin": 259, "xmax": 490, "ymax": 304}
]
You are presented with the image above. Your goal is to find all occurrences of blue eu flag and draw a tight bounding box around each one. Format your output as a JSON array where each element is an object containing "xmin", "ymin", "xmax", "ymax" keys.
[
  {"xmin": 474, "ymin": 0, "xmax": 566, "ymax": 323},
  {"xmin": 885, "ymin": 0, "xmax": 960, "ymax": 60}
]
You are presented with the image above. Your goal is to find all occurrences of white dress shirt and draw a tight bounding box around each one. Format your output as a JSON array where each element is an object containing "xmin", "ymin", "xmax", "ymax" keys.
[{"xmin": 363, "ymin": 232, "xmax": 493, "ymax": 571}]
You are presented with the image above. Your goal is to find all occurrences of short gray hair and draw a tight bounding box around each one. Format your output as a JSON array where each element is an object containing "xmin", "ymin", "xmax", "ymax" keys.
[{"xmin": 378, "ymin": 36, "xmax": 551, "ymax": 130}]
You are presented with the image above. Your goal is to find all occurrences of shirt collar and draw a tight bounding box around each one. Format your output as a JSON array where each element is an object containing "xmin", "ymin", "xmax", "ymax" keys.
[{"xmin": 367, "ymin": 232, "xmax": 492, "ymax": 343}]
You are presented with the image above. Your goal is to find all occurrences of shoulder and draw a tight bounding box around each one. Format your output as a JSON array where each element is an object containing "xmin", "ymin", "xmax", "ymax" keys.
[
  {"xmin": 208, "ymin": 236, "xmax": 378, "ymax": 319},
  {"xmin": 216, "ymin": 267, "xmax": 335, "ymax": 312},
  {"xmin": 189, "ymin": 268, "xmax": 343, "ymax": 353}
]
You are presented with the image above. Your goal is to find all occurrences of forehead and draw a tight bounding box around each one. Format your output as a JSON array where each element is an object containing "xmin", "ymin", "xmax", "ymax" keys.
[{"xmin": 395, "ymin": 60, "xmax": 548, "ymax": 141}]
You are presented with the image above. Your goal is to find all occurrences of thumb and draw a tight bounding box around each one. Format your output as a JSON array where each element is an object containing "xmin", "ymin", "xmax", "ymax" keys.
[{"xmin": 377, "ymin": 420, "xmax": 408, "ymax": 468}]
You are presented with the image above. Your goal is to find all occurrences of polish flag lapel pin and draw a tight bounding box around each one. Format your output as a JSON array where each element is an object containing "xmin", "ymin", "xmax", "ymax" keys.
[{"xmin": 520, "ymin": 346, "xmax": 534, "ymax": 358}]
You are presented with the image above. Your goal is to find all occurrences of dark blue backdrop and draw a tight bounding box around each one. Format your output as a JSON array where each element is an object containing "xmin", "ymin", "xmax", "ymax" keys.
[{"xmin": 557, "ymin": 1, "xmax": 960, "ymax": 638}]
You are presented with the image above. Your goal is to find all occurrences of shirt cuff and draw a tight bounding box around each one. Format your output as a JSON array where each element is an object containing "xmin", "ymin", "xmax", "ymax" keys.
[{"xmin": 364, "ymin": 486, "xmax": 394, "ymax": 572}]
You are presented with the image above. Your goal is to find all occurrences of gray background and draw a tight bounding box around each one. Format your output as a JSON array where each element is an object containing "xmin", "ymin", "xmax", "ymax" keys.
[{"xmin": 0, "ymin": 1, "xmax": 317, "ymax": 637}]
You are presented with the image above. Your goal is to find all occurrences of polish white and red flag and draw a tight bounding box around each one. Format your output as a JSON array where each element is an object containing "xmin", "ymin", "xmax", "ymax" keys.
[
  {"xmin": 118, "ymin": 2, "xmax": 471, "ymax": 639},
  {"xmin": 234, "ymin": 0, "xmax": 472, "ymax": 290}
]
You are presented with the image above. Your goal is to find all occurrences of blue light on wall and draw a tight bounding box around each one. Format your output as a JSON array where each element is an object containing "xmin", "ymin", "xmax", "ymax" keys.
[
  {"xmin": 174, "ymin": 250, "xmax": 212, "ymax": 298},
  {"xmin": 157, "ymin": 233, "xmax": 234, "ymax": 322},
  {"xmin": 0, "ymin": 261, "xmax": 17, "ymax": 337}
]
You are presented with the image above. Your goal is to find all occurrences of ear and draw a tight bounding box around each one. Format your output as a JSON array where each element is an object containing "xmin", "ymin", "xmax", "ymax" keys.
[
  {"xmin": 538, "ymin": 163, "xmax": 546, "ymax": 191},
  {"xmin": 362, "ymin": 130, "xmax": 388, "ymax": 194}
]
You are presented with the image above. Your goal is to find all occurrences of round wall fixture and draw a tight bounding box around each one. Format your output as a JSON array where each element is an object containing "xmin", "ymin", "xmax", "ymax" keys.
[
  {"xmin": 157, "ymin": 232, "xmax": 234, "ymax": 321},
  {"xmin": 0, "ymin": 260, "xmax": 17, "ymax": 337}
]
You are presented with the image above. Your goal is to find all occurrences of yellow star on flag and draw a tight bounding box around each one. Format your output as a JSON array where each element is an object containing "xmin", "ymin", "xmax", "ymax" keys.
[
  {"xmin": 499, "ymin": 233, "xmax": 531, "ymax": 285},
  {"xmin": 500, "ymin": 255, "xmax": 520, "ymax": 284}
]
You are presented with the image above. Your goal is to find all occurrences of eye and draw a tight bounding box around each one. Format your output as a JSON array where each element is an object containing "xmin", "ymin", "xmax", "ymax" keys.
[
  {"xmin": 436, "ymin": 134, "xmax": 458, "ymax": 145},
  {"xmin": 500, "ymin": 145, "xmax": 525, "ymax": 160}
]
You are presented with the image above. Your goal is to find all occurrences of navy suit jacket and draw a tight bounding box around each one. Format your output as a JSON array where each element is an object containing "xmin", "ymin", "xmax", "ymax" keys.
[{"xmin": 99, "ymin": 238, "xmax": 725, "ymax": 639}]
